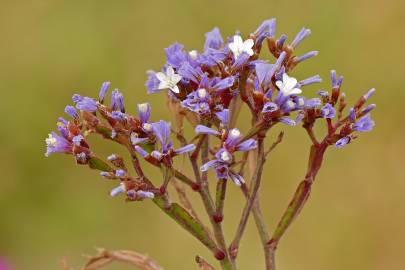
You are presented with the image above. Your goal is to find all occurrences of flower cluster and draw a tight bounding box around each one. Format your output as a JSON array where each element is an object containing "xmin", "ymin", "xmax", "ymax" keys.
[
  {"xmin": 45, "ymin": 18, "xmax": 377, "ymax": 270},
  {"xmin": 46, "ymin": 18, "xmax": 376, "ymax": 197}
]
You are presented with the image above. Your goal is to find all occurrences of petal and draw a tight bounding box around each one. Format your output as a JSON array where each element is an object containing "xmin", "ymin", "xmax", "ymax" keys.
[
  {"xmin": 229, "ymin": 171, "xmax": 245, "ymax": 186},
  {"xmin": 172, "ymin": 74, "xmax": 182, "ymax": 84},
  {"xmin": 285, "ymin": 76, "xmax": 298, "ymax": 90},
  {"xmin": 166, "ymin": 66, "xmax": 175, "ymax": 77},
  {"xmin": 290, "ymin": 88, "xmax": 302, "ymax": 95},
  {"xmin": 171, "ymin": 85, "xmax": 180, "ymax": 94},
  {"xmin": 243, "ymin": 39, "xmax": 254, "ymax": 49},
  {"xmin": 155, "ymin": 72, "xmax": 167, "ymax": 82},
  {"xmin": 195, "ymin": 125, "xmax": 220, "ymax": 136},
  {"xmin": 275, "ymin": 80, "xmax": 283, "ymax": 89},
  {"xmin": 228, "ymin": 42, "xmax": 237, "ymax": 52},
  {"xmin": 245, "ymin": 48, "xmax": 254, "ymax": 56},
  {"xmin": 200, "ymin": 160, "xmax": 219, "ymax": 172},
  {"xmin": 237, "ymin": 139, "xmax": 258, "ymax": 152},
  {"xmin": 175, "ymin": 144, "xmax": 196, "ymax": 155},
  {"xmin": 234, "ymin": 35, "xmax": 243, "ymax": 45}
]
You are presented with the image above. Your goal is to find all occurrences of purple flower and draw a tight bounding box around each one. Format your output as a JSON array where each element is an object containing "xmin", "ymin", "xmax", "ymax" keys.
[
  {"xmin": 174, "ymin": 144, "xmax": 196, "ymax": 155},
  {"xmin": 152, "ymin": 120, "xmax": 172, "ymax": 152},
  {"xmin": 110, "ymin": 184, "xmax": 126, "ymax": 197},
  {"xmin": 254, "ymin": 18, "xmax": 276, "ymax": 41},
  {"xmin": 195, "ymin": 125, "xmax": 220, "ymax": 136},
  {"xmin": 73, "ymin": 95, "xmax": 97, "ymax": 112},
  {"xmin": 231, "ymin": 52, "xmax": 250, "ymax": 70},
  {"xmin": 295, "ymin": 51, "xmax": 318, "ymax": 64},
  {"xmin": 279, "ymin": 117, "xmax": 296, "ymax": 126},
  {"xmin": 110, "ymin": 89, "xmax": 125, "ymax": 112},
  {"xmin": 349, "ymin": 108, "xmax": 356, "ymax": 121},
  {"xmin": 204, "ymin": 27, "xmax": 224, "ymax": 50},
  {"xmin": 255, "ymin": 63, "xmax": 275, "ymax": 89},
  {"xmin": 165, "ymin": 43, "xmax": 189, "ymax": 69},
  {"xmin": 330, "ymin": 70, "xmax": 344, "ymax": 88},
  {"xmin": 99, "ymin": 81, "xmax": 111, "ymax": 103},
  {"xmin": 353, "ymin": 114, "xmax": 375, "ymax": 132},
  {"xmin": 145, "ymin": 71, "xmax": 161, "ymax": 94},
  {"xmin": 45, "ymin": 132, "xmax": 72, "ymax": 157},
  {"xmin": 72, "ymin": 135, "xmax": 84, "ymax": 146},
  {"xmin": 134, "ymin": 145, "xmax": 149, "ymax": 158},
  {"xmin": 111, "ymin": 111, "xmax": 126, "ymax": 122},
  {"xmin": 115, "ymin": 169, "xmax": 126, "ymax": 177},
  {"xmin": 277, "ymin": 34, "xmax": 288, "ymax": 49},
  {"xmin": 215, "ymin": 109, "xmax": 229, "ymax": 127},
  {"xmin": 363, "ymin": 88, "xmax": 376, "ymax": 101},
  {"xmin": 320, "ymin": 103, "xmax": 336, "ymax": 119},
  {"xmin": 197, "ymin": 48, "xmax": 227, "ymax": 66},
  {"xmin": 178, "ymin": 62, "xmax": 204, "ymax": 84},
  {"xmin": 64, "ymin": 105, "xmax": 78, "ymax": 119},
  {"xmin": 130, "ymin": 132, "xmax": 148, "ymax": 146},
  {"xmin": 298, "ymin": 75, "xmax": 322, "ymax": 87},
  {"xmin": 136, "ymin": 190, "xmax": 155, "ymax": 199},
  {"xmin": 262, "ymin": 102, "xmax": 279, "ymax": 113},
  {"xmin": 335, "ymin": 136, "xmax": 351, "ymax": 149},
  {"xmin": 304, "ymin": 98, "xmax": 321, "ymax": 108},
  {"xmin": 317, "ymin": 90, "xmax": 329, "ymax": 98},
  {"xmin": 212, "ymin": 76, "xmax": 236, "ymax": 91},
  {"xmin": 137, "ymin": 103, "xmax": 151, "ymax": 124},
  {"xmin": 181, "ymin": 89, "xmax": 211, "ymax": 115},
  {"xmin": 237, "ymin": 139, "xmax": 258, "ymax": 152},
  {"xmin": 199, "ymin": 126, "xmax": 257, "ymax": 185},
  {"xmin": 361, "ymin": 104, "xmax": 376, "ymax": 114},
  {"xmin": 291, "ymin": 27, "xmax": 311, "ymax": 48}
]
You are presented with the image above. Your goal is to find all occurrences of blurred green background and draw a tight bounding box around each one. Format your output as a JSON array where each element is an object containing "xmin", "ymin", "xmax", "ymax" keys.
[{"xmin": 1, "ymin": 0, "xmax": 404, "ymax": 269}]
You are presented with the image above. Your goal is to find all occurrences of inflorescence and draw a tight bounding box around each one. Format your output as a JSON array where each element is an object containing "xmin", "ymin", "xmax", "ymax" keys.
[{"xmin": 45, "ymin": 18, "xmax": 376, "ymax": 269}]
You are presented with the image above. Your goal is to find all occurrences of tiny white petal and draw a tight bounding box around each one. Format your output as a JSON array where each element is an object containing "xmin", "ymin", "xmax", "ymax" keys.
[
  {"xmin": 155, "ymin": 72, "xmax": 167, "ymax": 82},
  {"xmin": 171, "ymin": 85, "xmax": 180, "ymax": 94}
]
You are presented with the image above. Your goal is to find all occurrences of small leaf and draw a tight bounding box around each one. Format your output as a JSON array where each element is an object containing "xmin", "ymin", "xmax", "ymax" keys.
[{"xmin": 88, "ymin": 156, "xmax": 113, "ymax": 172}]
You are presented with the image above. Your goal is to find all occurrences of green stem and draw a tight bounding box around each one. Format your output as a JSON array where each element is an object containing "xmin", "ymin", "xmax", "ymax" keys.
[
  {"xmin": 229, "ymin": 138, "xmax": 265, "ymax": 259},
  {"xmin": 215, "ymin": 179, "xmax": 227, "ymax": 221},
  {"xmin": 196, "ymin": 136, "xmax": 236, "ymax": 270},
  {"xmin": 153, "ymin": 196, "xmax": 218, "ymax": 254},
  {"xmin": 267, "ymin": 143, "xmax": 328, "ymax": 270},
  {"xmin": 240, "ymin": 184, "xmax": 272, "ymax": 269}
]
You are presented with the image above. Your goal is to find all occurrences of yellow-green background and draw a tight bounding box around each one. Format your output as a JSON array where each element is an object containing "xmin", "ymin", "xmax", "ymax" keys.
[{"xmin": 1, "ymin": 0, "xmax": 404, "ymax": 269}]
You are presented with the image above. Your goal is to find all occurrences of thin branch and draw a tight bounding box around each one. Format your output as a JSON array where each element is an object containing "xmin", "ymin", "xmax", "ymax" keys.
[
  {"xmin": 198, "ymin": 135, "xmax": 236, "ymax": 270},
  {"xmin": 171, "ymin": 178, "xmax": 213, "ymax": 239},
  {"xmin": 215, "ymin": 179, "xmax": 227, "ymax": 222},
  {"xmin": 304, "ymin": 126, "xmax": 319, "ymax": 146},
  {"xmin": 264, "ymin": 132, "xmax": 284, "ymax": 157},
  {"xmin": 229, "ymin": 138, "xmax": 265, "ymax": 259},
  {"xmin": 267, "ymin": 142, "xmax": 329, "ymax": 270}
]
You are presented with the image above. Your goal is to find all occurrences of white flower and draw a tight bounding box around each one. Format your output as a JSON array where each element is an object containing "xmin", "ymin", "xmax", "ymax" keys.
[
  {"xmin": 229, "ymin": 128, "xmax": 241, "ymax": 139},
  {"xmin": 138, "ymin": 103, "xmax": 148, "ymax": 113},
  {"xmin": 155, "ymin": 66, "xmax": 182, "ymax": 94},
  {"xmin": 45, "ymin": 134, "xmax": 57, "ymax": 146},
  {"xmin": 142, "ymin": 123, "xmax": 152, "ymax": 132},
  {"xmin": 220, "ymin": 151, "xmax": 232, "ymax": 162},
  {"xmin": 228, "ymin": 35, "xmax": 254, "ymax": 59},
  {"xmin": 197, "ymin": 88, "xmax": 207, "ymax": 98},
  {"xmin": 276, "ymin": 73, "xmax": 302, "ymax": 96},
  {"xmin": 189, "ymin": 50, "xmax": 198, "ymax": 60}
]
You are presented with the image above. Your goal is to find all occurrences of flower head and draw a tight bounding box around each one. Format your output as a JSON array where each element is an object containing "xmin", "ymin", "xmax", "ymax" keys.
[
  {"xmin": 155, "ymin": 66, "xmax": 182, "ymax": 94},
  {"xmin": 276, "ymin": 73, "xmax": 302, "ymax": 96},
  {"xmin": 228, "ymin": 35, "xmax": 254, "ymax": 59},
  {"xmin": 45, "ymin": 132, "xmax": 72, "ymax": 157},
  {"xmin": 353, "ymin": 114, "xmax": 375, "ymax": 132}
]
